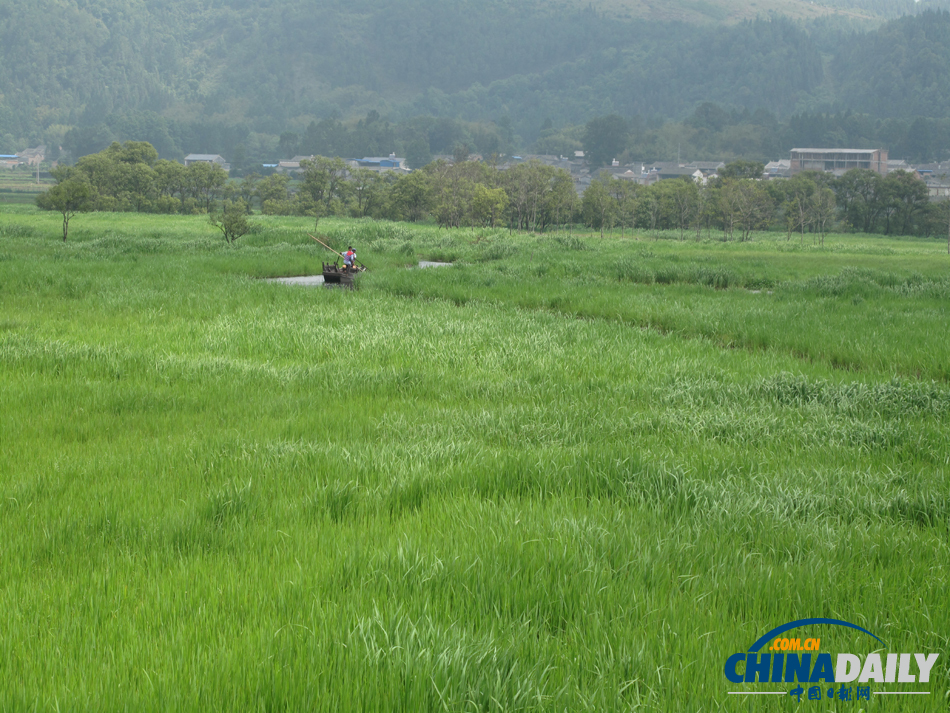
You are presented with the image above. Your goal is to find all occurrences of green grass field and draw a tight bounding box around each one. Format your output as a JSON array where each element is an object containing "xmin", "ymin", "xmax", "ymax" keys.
[{"xmin": 1, "ymin": 206, "xmax": 948, "ymax": 711}]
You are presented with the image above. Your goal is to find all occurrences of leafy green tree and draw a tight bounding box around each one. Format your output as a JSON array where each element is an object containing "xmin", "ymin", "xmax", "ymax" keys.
[
  {"xmin": 546, "ymin": 171, "xmax": 578, "ymax": 234},
  {"xmin": 257, "ymin": 174, "xmax": 291, "ymax": 204},
  {"xmin": 533, "ymin": 124, "xmax": 583, "ymax": 157},
  {"xmin": 639, "ymin": 185, "xmax": 663, "ymax": 238},
  {"xmin": 300, "ymin": 156, "xmax": 349, "ymax": 213},
  {"xmin": 608, "ymin": 178, "xmax": 639, "ymax": 239},
  {"xmin": 388, "ymin": 171, "xmax": 432, "ymax": 222},
  {"xmin": 154, "ymin": 160, "xmax": 186, "ymax": 200},
  {"xmin": 185, "ymin": 162, "xmax": 228, "ymax": 212},
  {"xmin": 502, "ymin": 163, "xmax": 532, "ymax": 232},
  {"xmin": 718, "ymin": 178, "xmax": 773, "ymax": 241},
  {"xmin": 667, "ymin": 178, "xmax": 699, "ymax": 240},
  {"xmin": 833, "ymin": 169, "xmax": 884, "ymax": 233},
  {"xmin": 121, "ymin": 162, "xmax": 158, "ymax": 212},
  {"xmin": 74, "ymin": 153, "xmax": 118, "ymax": 198},
  {"xmin": 304, "ymin": 196, "xmax": 325, "ymax": 230},
  {"xmin": 811, "ymin": 187, "xmax": 836, "ymax": 245},
  {"xmin": 36, "ymin": 178, "xmax": 94, "ymax": 241},
  {"xmin": 471, "ymin": 184, "xmax": 508, "ymax": 229},
  {"xmin": 210, "ymin": 200, "xmax": 251, "ymax": 244},
  {"xmin": 498, "ymin": 161, "xmax": 558, "ymax": 232},
  {"xmin": 525, "ymin": 163, "xmax": 558, "ymax": 233},
  {"xmin": 694, "ymin": 184, "xmax": 713, "ymax": 240},
  {"xmin": 582, "ymin": 176, "xmax": 616, "ymax": 237},
  {"xmin": 349, "ymin": 169, "xmax": 382, "ymax": 218},
  {"xmin": 68, "ymin": 141, "xmax": 162, "ymax": 210},
  {"xmin": 237, "ymin": 173, "xmax": 260, "ymax": 211},
  {"xmin": 429, "ymin": 159, "xmax": 480, "ymax": 229},
  {"xmin": 653, "ymin": 180, "xmax": 680, "ymax": 234},
  {"xmin": 363, "ymin": 172, "xmax": 396, "ymax": 219},
  {"xmin": 105, "ymin": 140, "xmax": 158, "ymax": 166},
  {"xmin": 719, "ymin": 160, "xmax": 765, "ymax": 180},
  {"xmin": 733, "ymin": 180, "xmax": 774, "ymax": 241},
  {"xmin": 885, "ymin": 170, "xmax": 930, "ymax": 235},
  {"xmin": 777, "ymin": 173, "xmax": 818, "ymax": 241}
]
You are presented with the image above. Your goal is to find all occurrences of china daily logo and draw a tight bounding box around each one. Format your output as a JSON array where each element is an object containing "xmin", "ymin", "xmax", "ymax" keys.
[{"xmin": 724, "ymin": 618, "xmax": 940, "ymax": 702}]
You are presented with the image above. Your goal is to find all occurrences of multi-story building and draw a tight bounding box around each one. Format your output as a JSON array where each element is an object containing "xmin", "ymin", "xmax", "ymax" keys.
[{"xmin": 789, "ymin": 148, "xmax": 888, "ymax": 176}]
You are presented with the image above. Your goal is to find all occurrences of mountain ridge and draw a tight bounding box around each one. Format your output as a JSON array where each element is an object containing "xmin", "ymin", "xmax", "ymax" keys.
[{"xmin": 1, "ymin": 0, "xmax": 949, "ymax": 157}]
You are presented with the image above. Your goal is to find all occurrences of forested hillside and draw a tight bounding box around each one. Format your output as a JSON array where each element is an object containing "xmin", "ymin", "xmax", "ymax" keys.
[
  {"xmin": 833, "ymin": 10, "xmax": 950, "ymax": 117},
  {"xmin": 2, "ymin": 0, "xmax": 950, "ymax": 162}
]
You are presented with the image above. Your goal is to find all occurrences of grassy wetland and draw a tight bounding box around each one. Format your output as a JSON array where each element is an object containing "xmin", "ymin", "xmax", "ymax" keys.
[{"xmin": 1, "ymin": 206, "xmax": 948, "ymax": 711}]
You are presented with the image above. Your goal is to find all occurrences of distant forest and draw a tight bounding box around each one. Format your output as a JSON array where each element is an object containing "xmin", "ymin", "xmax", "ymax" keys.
[
  {"xmin": 40, "ymin": 140, "xmax": 948, "ymax": 240},
  {"xmin": 2, "ymin": 1, "xmax": 950, "ymax": 164}
]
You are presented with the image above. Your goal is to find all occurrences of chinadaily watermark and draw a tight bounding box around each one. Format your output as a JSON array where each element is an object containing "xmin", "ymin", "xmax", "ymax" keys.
[{"xmin": 723, "ymin": 618, "xmax": 940, "ymax": 702}]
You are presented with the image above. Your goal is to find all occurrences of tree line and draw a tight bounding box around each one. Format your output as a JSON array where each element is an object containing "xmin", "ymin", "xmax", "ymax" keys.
[
  {"xmin": 581, "ymin": 167, "xmax": 944, "ymax": 243},
  {"xmin": 39, "ymin": 142, "xmax": 230, "ymax": 216},
  {"xmin": 36, "ymin": 142, "xmax": 950, "ymax": 244}
]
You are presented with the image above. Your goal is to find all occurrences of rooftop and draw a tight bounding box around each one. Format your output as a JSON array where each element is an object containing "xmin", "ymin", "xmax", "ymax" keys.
[{"xmin": 791, "ymin": 148, "xmax": 882, "ymax": 154}]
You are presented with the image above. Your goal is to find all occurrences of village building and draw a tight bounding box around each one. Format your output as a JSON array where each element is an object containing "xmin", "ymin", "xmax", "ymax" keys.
[
  {"xmin": 924, "ymin": 175, "xmax": 950, "ymax": 200},
  {"xmin": 765, "ymin": 159, "xmax": 791, "ymax": 177},
  {"xmin": 16, "ymin": 145, "xmax": 46, "ymax": 166},
  {"xmin": 637, "ymin": 163, "xmax": 706, "ymax": 184},
  {"xmin": 347, "ymin": 154, "xmax": 408, "ymax": 172},
  {"xmin": 274, "ymin": 156, "xmax": 314, "ymax": 174},
  {"xmin": 790, "ymin": 148, "xmax": 887, "ymax": 176},
  {"xmin": 616, "ymin": 169, "xmax": 641, "ymax": 182},
  {"xmin": 183, "ymin": 153, "xmax": 230, "ymax": 172},
  {"xmin": 683, "ymin": 161, "xmax": 725, "ymax": 176}
]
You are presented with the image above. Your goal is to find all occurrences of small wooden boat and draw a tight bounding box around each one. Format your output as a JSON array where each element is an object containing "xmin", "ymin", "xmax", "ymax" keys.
[
  {"xmin": 322, "ymin": 262, "xmax": 363, "ymax": 287},
  {"xmin": 310, "ymin": 235, "xmax": 366, "ymax": 288}
]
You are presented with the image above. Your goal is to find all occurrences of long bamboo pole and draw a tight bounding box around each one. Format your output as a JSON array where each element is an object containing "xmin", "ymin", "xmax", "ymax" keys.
[{"xmin": 308, "ymin": 234, "xmax": 367, "ymax": 269}]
